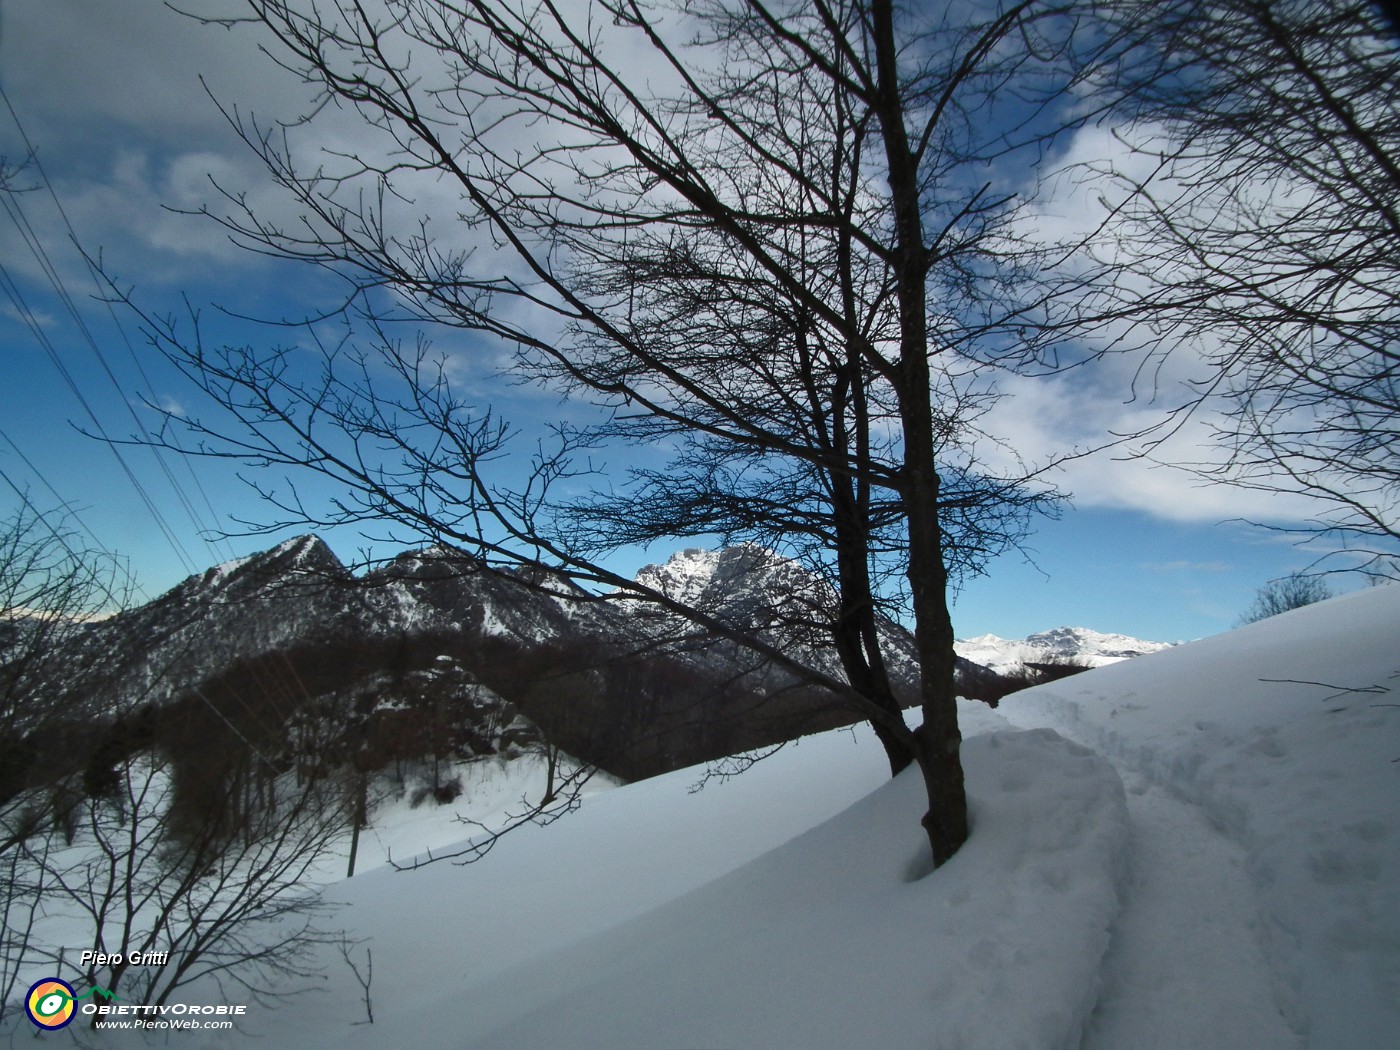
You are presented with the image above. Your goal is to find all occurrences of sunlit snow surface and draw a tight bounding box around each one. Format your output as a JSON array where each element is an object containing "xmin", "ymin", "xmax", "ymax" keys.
[{"xmin": 40, "ymin": 585, "xmax": 1400, "ymax": 1048}]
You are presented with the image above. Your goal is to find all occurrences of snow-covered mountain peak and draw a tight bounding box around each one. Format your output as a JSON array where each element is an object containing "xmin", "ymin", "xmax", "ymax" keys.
[
  {"xmin": 955, "ymin": 626, "xmax": 1174, "ymax": 675},
  {"xmin": 49, "ymin": 533, "xmax": 976, "ymax": 801},
  {"xmin": 1024, "ymin": 626, "xmax": 1175, "ymax": 660},
  {"xmin": 197, "ymin": 534, "xmax": 343, "ymax": 594},
  {"xmin": 633, "ymin": 545, "xmax": 825, "ymax": 609},
  {"xmin": 634, "ymin": 545, "xmax": 774, "ymax": 605}
]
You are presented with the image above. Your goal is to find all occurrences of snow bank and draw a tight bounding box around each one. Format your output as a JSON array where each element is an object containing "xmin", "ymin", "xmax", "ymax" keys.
[
  {"xmin": 234, "ymin": 724, "xmax": 898, "ymax": 1049},
  {"xmin": 418, "ymin": 729, "xmax": 1127, "ymax": 1050},
  {"xmin": 1005, "ymin": 584, "xmax": 1400, "ymax": 1049}
]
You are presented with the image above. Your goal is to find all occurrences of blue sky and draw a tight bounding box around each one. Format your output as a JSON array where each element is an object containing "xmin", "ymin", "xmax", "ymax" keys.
[{"xmin": 0, "ymin": 0, "xmax": 1369, "ymax": 643}]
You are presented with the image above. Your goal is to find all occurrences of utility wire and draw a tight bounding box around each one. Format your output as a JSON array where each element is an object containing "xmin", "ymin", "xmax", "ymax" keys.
[
  {"xmin": 0, "ymin": 87, "xmax": 236, "ymax": 564},
  {"xmin": 0, "ymin": 180, "xmax": 212, "ymax": 569},
  {"xmin": 1, "ymin": 84, "xmax": 318, "ymax": 743},
  {"xmin": 0, "ymin": 425, "xmax": 123, "ymax": 561},
  {"xmin": 0, "ymin": 457, "xmax": 144, "ymax": 611},
  {"xmin": 0, "ymin": 88, "xmax": 235, "ymax": 572},
  {"xmin": 0, "ymin": 255, "xmax": 200, "ymax": 574}
]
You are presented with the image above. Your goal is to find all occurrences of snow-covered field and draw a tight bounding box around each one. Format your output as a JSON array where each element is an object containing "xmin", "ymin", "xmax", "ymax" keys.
[{"xmin": 21, "ymin": 584, "xmax": 1400, "ymax": 1047}]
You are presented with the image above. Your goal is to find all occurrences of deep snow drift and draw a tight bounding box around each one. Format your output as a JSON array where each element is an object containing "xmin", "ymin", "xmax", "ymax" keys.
[{"xmin": 26, "ymin": 584, "xmax": 1400, "ymax": 1048}]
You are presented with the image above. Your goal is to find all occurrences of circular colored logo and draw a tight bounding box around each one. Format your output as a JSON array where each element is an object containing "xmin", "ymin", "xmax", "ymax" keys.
[{"xmin": 26, "ymin": 978, "xmax": 77, "ymax": 1030}]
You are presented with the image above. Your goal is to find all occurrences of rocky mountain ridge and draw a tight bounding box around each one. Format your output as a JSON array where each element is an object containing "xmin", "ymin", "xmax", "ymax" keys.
[
  {"xmin": 955, "ymin": 625, "xmax": 1176, "ymax": 676},
  {"xmin": 39, "ymin": 538, "xmax": 965, "ymax": 786},
  {"xmin": 5, "ymin": 536, "xmax": 1181, "ymax": 839}
]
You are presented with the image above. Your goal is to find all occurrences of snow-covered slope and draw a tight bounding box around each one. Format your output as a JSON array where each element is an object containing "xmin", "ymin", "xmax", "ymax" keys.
[
  {"xmin": 121, "ymin": 581, "xmax": 1395, "ymax": 1050},
  {"xmin": 957, "ymin": 624, "xmax": 1175, "ymax": 674},
  {"xmin": 452, "ymin": 728, "xmax": 1125, "ymax": 1050},
  {"xmin": 999, "ymin": 586, "xmax": 1400, "ymax": 1049}
]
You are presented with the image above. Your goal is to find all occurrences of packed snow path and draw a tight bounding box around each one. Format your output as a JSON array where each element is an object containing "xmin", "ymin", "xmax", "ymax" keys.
[
  {"xmin": 1038, "ymin": 759, "xmax": 1302, "ymax": 1048},
  {"xmin": 1086, "ymin": 779, "xmax": 1302, "ymax": 1049},
  {"xmin": 1002, "ymin": 585, "xmax": 1400, "ymax": 1050},
  {"xmin": 994, "ymin": 691, "xmax": 1304, "ymax": 1048}
]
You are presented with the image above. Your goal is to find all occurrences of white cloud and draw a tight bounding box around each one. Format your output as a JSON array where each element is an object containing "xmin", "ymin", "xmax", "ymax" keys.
[
  {"xmin": 972, "ymin": 358, "xmax": 1324, "ymax": 529},
  {"xmin": 151, "ymin": 394, "xmax": 187, "ymax": 419},
  {"xmin": 1, "ymin": 301, "xmax": 56, "ymax": 328},
  {"xmin": 972, "ymin": 116, "xmax": 1359, "ymax": 534}
]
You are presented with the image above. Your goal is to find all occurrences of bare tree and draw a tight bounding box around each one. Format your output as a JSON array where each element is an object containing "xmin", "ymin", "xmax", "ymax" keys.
[
  {"xmin": 129, "ymin": 0, "xmax": 1131, "ymax": 866},
  {"xmin": 0, "ymin": 504, "xmax": 131, "ymax": 778},
  {"xmin": 10, "ymin": 740, "xmax": 349, "ymax": 1025},
  {"xmin": 546, "ymin": 36, "xmax": 1062, "ymax": 772},
  {"xmin": 1237, "ymin": 571, "xmax": 1333, "ymax": 625},
  {"xmin": 0, "ymin": 504, "xmax": 353, "ymax": 1029},
  {"xmin": 1089, "ymin": 0, "xmax": 1400, "ymax": 571},
  {"xmin": 0, "ymin": 503, "xmax": 135, "ymax": 1026}
]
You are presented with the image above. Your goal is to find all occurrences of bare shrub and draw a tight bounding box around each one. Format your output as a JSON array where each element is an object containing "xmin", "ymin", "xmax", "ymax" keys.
[{"xmin": 1237, "ymin": 573, "xmax": 1333, "ymax": 626}]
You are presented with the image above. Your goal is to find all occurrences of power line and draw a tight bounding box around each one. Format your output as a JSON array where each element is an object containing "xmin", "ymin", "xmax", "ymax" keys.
[
  {"xmin": 1, "ymin": 77, "xmax": 327, "ymax": 763},
  {"xmin": 0, "ymin": 87, "xmax": 236, "ymax": 565},
  {"xmin": 0, "ymin": 254, "xmax": 201, "ymax": 574},
  {"xmin": 0, "ymin": 427, "xmax": 115, "ymax": 555},
  {"xmin": 0, "ymin": 88, "xmax": 232, "ymax": 573},
  {"xmin": 0, "ymin": 455, "xmax": 146, "ymax": 610}
]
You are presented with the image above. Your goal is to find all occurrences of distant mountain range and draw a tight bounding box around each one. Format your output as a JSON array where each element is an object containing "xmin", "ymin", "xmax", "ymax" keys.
[
  {"xmin": 23, "ymin": 539, "xmax": 999, "ymax": 790},
  {"xmin": 955, "ymin": 626, "xmax": 1175, "ymax": 676},
  {"xmin": 8, "ymin": 536, "xmax": 1172, "ymax": 818}
]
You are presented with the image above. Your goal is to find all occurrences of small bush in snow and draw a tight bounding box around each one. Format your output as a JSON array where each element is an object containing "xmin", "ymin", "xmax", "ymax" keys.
[
  {"xmin": 1237, "ymin": 573, "xmax": 1332, "ymax": 625},
  {"xmin": 411, "ymin": 775, "xmax": 463, "ymax": 808}
]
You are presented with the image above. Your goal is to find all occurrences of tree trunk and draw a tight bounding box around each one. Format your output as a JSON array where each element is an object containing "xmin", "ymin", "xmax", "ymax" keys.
[
  {"xmin": 902, "ymin": 424, "xmax": 969, "ymax": 867},
  {"xmin": 346, "ymin": 771, "xmax": 367, "ymax": 878},
  {"xmin": 830, "ymin": 512, "xmax": 914, "ymax": 776},
  {"xmin": 871, "ymin": 0, "xmax": 969, "ymax": 866}
]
